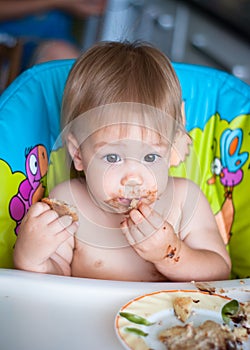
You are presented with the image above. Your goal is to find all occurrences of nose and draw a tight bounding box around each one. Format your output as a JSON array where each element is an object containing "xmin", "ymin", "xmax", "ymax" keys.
[
  {"xmin": 121, "ymin": 174, "xmax": 143, "ymax": 198},
  {"xmin": 120, "ymin": 175, "xmax": 143, "ymax": 187}
]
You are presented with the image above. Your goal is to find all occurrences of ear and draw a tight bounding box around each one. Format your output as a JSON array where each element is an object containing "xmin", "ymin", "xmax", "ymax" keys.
[
  {"xmin": 169, "ymin": 131, "xmax": 192, "ymax": 167},
  {"xmin": 67, "ymin": 133, "xmax": 84, "ymax": 171},
  {"xmin": 169, "ymin": 101, "xmax": 192, "ymax": 167}
]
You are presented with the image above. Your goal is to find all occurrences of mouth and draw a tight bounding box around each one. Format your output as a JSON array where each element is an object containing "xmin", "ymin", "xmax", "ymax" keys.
[
  {"xmin": 119, "ymin": 197, "xmax": 140, "ymax": 210},
  {"xmin": 104, "ymin": 197, "xmax": 141, "ymax": 213},
  {"xmin": 105, "ymin": 190, "xmax": 158, "ymax": 213}
]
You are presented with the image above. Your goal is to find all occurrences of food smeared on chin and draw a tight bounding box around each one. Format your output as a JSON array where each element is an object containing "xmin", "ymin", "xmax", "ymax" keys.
[{"xmin": 41, "ymin": 198, "xmax": 78, "ymax": 222}]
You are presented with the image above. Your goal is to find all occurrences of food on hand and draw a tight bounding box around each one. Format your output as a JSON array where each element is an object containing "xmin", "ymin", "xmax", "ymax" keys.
[
  {"xmin": 128, "ymin": 198, "xmax": 140, "ymax": 210},
  {"xmin": 41, "ymin": 198, "xmax": 78, "ymax": 222}
]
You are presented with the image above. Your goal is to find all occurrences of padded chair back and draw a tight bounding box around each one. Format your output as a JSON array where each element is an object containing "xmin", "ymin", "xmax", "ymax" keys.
[
  {"xmin": 0, "ymin": 59, "xmax": 249, "ymax": 278},
  {"xmin": 172, "ymin": 64, "xmax": 250, "ymax": 279}
]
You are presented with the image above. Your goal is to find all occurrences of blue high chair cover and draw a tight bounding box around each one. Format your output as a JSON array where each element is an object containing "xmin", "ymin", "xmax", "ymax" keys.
[{"xmin": 0, "ymin": 59, "xmax": 249, "ymax": 278}]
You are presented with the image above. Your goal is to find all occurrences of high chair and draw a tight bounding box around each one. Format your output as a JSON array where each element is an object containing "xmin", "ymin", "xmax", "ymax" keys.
[{"xmin": 0, "ymin": 59, "xmax": 249, "ymax": 278}]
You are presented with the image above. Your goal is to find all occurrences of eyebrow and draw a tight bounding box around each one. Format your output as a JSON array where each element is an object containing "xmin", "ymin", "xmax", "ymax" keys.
[
  {"xmin": 93, "ymin": 140, "xmax": 168, "ymax": 152},
  {"xmin": 93, "ymin": 141, "xmax": 125, "ymax": 152},
  {"xmin": 94, "ymin": 141, "xmax": 107, "ymax": 150}
]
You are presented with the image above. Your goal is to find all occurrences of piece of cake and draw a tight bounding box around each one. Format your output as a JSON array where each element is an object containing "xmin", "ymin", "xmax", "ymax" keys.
[{"xmin": 41, "ymin": 198, "xmax": 78, "ymax": 222}]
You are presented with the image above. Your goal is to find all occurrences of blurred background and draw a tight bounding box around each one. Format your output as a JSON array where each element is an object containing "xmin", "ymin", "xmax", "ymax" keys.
[
  {"xmin": 1, "ymin": 0, "xmax": 250, "ymax": 93},
  {"xmin": 82, "ymin": 0, "xmax": 250, "ymax": 85}
]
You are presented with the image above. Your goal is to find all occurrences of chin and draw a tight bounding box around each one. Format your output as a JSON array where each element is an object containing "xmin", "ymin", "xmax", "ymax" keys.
[{"xmin": 102, "ymin": 199, "xmax": 127, "ymax": 214}]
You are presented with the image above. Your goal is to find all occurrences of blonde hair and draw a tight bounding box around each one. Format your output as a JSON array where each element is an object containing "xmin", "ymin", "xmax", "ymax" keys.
[{"xmin": 61, "ymin": 40, "xmax": 182, "ymax": 131}]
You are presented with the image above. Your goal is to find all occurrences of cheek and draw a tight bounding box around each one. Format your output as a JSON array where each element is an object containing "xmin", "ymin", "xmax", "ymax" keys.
[
  {"xmin": 152, "ymin": 162, "xmax": 169, "ymax": 191},
  {"xmin": 85, "ymin": 163, "xmax": 104, "ymax": 196},
  {"xmin": 85, "ymin": 160, "xmax": 118, "ymax": 199},
  {"xmin": 157, "ymin": 173, "xmax": 169, "ymax": 191}
]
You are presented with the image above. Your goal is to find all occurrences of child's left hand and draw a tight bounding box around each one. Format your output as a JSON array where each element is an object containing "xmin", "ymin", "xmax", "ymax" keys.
[{"xmin": 120, "ymin": 203, "xmax": 181, "ymax": 264}]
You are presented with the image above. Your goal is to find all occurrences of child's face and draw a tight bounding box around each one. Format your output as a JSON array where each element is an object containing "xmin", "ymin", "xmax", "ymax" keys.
[{"xmin": 79, "ymin": 124, "xmax": 171, "ymax": 214}]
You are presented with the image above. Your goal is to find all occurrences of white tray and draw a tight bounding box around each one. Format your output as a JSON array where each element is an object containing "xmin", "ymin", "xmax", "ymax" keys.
[{"xmin": 0, "ymin": 269, "xmax": 249, "ymax": 350}]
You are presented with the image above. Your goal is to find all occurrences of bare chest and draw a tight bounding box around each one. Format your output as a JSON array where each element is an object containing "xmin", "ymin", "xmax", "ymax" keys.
[{"xmin": 71, "ymin": 239, "xmax": 166, "ymax": 282}]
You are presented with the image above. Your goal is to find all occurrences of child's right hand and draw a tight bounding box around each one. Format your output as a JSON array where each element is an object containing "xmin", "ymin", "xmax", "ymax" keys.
[{"xmin": 13, "ymin": 201, "xmax": 78, "ymax": 273}]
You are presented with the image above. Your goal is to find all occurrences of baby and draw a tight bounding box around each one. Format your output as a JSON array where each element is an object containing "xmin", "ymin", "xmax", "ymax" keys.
[{"xmin": 13, "ymin": 41, "xmax": 231, "ymax": 282}]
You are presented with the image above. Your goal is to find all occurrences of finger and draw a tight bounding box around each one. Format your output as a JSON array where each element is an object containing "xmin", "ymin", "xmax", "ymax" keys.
[
  {"xmin": 122, "ymin": 217, "xmax": 149, "ymax": 245},
  {"xmin": 49, "ymin": 215, "xmax": 76, "ymax": 235},
  {"xmin": 58, "ymin": 215, "xmax": 73, "ymax": 228},
  {"xmin": 120, "ymin": 217, "xmax": 128, "ymax": 230},
  {"xmin": 54, "ymin": 228, "xmax": 74, "ymax": 247},
  {"xmin": 129, "ymin": 209, "xmax": 157, "ymax": 238},
  {"xmin": 120, "ymin": 219, "xmax": 136, "ymax": 245},
  {"xmin": 130, "ymin": 205, "xmax": 163, "ymax": 237},
  {"xmin": 26, "ymin": 202, "xmax": 52, "ymax": 218},
  {"xmin": 22, "ymin": 203, "xmax": 59, "ymax": 228},
  {"xmin": 127, "ymin": 217, "xmax": 147, "ymax": 244},
  {"xmin": 137, "ymin": 203, "xmax": 164, "ymax": 229},
  {"xmin": 54, "ymin": 221, "xmax": 78, "ymax": 248},
  {"xmin": 63, "ymin": 221, "xmax": 79, "ymax": 236},
  {"xmin": 41, "ymin": 209, "xmax": 60, "ymax": 224}
]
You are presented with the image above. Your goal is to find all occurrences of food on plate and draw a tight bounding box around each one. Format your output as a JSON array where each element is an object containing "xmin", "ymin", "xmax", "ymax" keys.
[
  {"xmin": 41, "ymin": 198, "xmax": 78, "ymax": 222},
  {"xmin": 159, "ymin": 298, "xmax": 250, "ymax": 350},
  {"xmin": 158, "ymin": 320, "xmax": 247, "ymax": 350},
  {"xmin": 243, "ymin": 302, "xmax": 250, "ymax": 326},
  {"xmin": 173, "ymin": 296, "xmax": 193, "ymax": 322},
  {"xmin": 230, "ymin": 301, "xmax": 250, "ymax": 330},
  {"xmin": 116, "ymin": 291, "xmax": 250, "ymax": 350}
]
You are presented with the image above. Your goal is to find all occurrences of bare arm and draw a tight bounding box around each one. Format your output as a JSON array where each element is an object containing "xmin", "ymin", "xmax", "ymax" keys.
[
  {"xmin": 0, "ymin": 0, "xmax": 107, "ymax": 21},
  {"xmin": 121, "ymin": 179, "xmax": 231, "ymax": 282},
  {"xmin": 154, "ymin": 235, "xmax": 231, "ymax": 282}
]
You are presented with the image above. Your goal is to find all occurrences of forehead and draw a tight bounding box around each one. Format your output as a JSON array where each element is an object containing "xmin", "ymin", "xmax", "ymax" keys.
[
  {"xmin": 89, "ymin": 124, "xmax": 165, "ymax": 146},
  {"xmin": 69, "ymin": 102, "xmax": 177, "ymax": 147}
]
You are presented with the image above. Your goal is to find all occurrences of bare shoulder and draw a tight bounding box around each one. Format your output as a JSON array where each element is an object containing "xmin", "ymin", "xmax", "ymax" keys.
[
  {"xmin": 170, "ymin": 176, "xmax": 201, "ymax": 189},
  {"xmin": 170, "ymin": 176, "xmax": 212, "ymax": 211},
  {"xmin": 49, "ymin": 178, "xmax": 86, "ymax": 203},
  {"xmin": 169, "ymin": 176, "xmax": 203, "ymax": 204},
  {"xmin": 168, "ymin": 176, "xmax": 216, "ymax": 236}
]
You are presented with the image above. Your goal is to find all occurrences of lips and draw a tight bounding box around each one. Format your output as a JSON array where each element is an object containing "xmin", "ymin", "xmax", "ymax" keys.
[
  {"xmin": 104, "ymin": 197, "xmax": 140, "ymax": 213},
  {"xmin": 105, "ymin": 190, "xmax": 157, "ymax": 212},
  {"xmin": 118, "ymin": 197, "xmax": 139, "ymax": 207}
]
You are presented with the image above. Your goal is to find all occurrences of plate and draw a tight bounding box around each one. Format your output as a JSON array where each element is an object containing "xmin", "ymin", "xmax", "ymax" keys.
[{"xmin": 115, "ymin": 290, "xmax": 250, "ymax": 350}]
